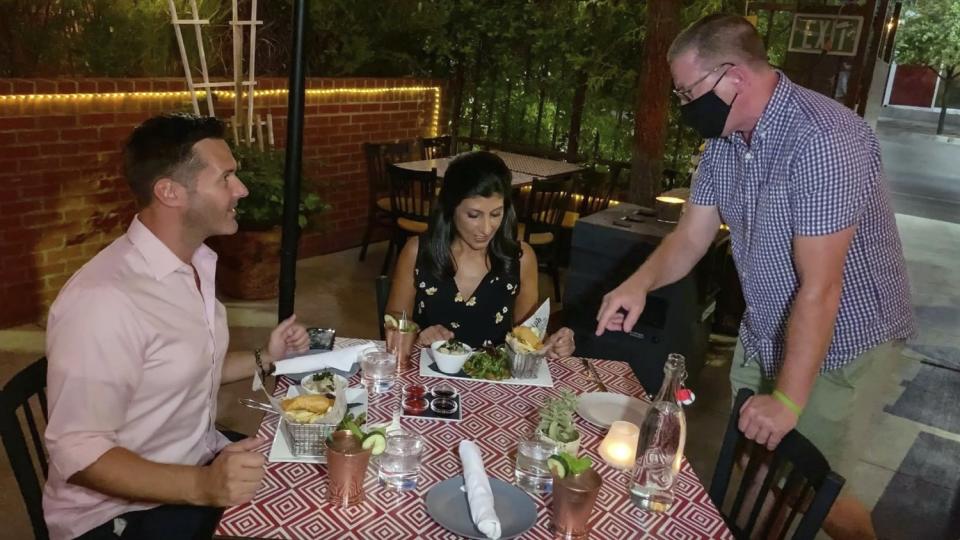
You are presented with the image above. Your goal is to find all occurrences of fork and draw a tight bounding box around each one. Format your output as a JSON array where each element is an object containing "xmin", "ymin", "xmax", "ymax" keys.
[{"xmin": 580, "ymin": 357, "xmax": 608, "ymax": 392}]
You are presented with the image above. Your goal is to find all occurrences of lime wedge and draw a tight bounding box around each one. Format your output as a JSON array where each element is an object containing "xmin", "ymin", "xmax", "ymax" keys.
[
  {"xmin": 362, "ymin": 432, "xmax": 387, "ymax": 456},
  {"xmin": 384, "ymin": 313, "xmax": 399, "ymax": 328},
  {"xmin": 547, "ymin": 455, "xmax": 567, "ymax": 478}
]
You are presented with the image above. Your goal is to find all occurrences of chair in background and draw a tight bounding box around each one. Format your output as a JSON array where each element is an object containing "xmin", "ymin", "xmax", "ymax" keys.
[
  {"xmin": 359, "ymin": 141, "xmax": 416, "ymax": 262},
  {"xmin": 562, "ymin": 167, "xmax": 619, "ymax": 230},
  {"xmin": 515, "ymin": 176, "xmax": 572, "ymax": 300},
  {"xmin": 710, "ymin": 388, "xmax": 845, "ymax": 540},
  {"xmin": 375, "ymin": 275, "xmax": 391, "ymax": 340},
  {"xmin": 553, "ymin": 168, "xmax": 617, "ymax": 268},
  {"xmin": 381, "ymin": 164, "xmax": 438, "ymax": 275},
  {"xmin": 0, "ymin": 357, "xmax": 49, "ymax": 540},
  {"xmin": 418, "ymin": 135, "xmax": 452, "ymax": 160}
]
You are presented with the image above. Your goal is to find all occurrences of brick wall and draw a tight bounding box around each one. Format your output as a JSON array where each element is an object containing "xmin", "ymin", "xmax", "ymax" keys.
[{"xmin": 0, "ymin": 77, "xmax": 445, "ymax": 328}]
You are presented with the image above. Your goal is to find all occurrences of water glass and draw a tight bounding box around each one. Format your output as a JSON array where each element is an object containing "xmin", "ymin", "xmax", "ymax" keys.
[
  {"xmin": 514, "ymin": 436, "xmax": 557, "ymax": 494},
  {"xmin": 360, "ymin": 348, "xmax": 397, "ymax": 394},
  {"xmin": 378, "ymin": 433, "xmax": 425, "ymax": 491}
]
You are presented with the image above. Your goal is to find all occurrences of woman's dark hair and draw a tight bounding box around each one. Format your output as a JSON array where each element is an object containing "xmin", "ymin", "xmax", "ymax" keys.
[
  {"xmin": 421, "ymin": 151, "xmax": 519, "ymax": 279},
  {"xmin": 122, "ymin": 113, "xmax": 226, "ymax": 208}
]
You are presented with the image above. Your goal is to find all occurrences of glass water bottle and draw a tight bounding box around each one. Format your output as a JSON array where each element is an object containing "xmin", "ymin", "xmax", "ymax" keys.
[{"xmin": 630, "ymin": 353, "xmax": 688, "ymax": 512}]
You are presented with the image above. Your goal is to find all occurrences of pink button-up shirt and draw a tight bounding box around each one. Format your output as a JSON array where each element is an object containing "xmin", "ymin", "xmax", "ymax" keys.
[{"xmin": 43, "ymin": 217, "xmax": 230, "ymax": 540}]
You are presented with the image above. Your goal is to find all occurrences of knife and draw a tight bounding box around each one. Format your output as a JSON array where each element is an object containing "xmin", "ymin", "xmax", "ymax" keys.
[{"xmin": 580, "ymin": 358, "xmax": 608, "ymax": 392}]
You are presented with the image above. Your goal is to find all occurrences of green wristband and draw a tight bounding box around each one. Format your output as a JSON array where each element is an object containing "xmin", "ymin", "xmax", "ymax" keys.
[{"xmin": 772, "ymin": 390, "xmax": 803, "ymax": 417}]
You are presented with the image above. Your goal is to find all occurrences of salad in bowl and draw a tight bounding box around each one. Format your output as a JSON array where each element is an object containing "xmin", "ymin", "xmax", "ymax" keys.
[{"xmin": 430, "ymin": 339, "xmax": 474, "ymax": 374}]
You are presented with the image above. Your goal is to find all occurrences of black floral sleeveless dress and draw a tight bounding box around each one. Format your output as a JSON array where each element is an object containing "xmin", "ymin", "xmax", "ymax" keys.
[{"xmin": 412, "ymin": 244, "xmax": 521, "ymax": 348}]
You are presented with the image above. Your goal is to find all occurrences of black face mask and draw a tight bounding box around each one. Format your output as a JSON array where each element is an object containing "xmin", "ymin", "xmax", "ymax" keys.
[{"xmin": 679, "ymin": 69, "xmax": 737, "ymax": 139}]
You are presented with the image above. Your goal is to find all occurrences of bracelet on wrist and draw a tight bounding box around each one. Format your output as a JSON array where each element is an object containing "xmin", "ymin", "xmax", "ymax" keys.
[
  {"xmin": 254, "ymin": 348, "xmax": 270, "ymax": 379},
  {"xmin": 772, "ymin": 389, "xmax": 803, "ymax": 417}
]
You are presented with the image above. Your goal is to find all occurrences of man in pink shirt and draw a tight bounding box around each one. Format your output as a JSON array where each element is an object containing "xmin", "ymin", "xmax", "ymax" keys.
[{"xmin": 43, "ymin": 114, "xmax": 311, "ymax": 540}]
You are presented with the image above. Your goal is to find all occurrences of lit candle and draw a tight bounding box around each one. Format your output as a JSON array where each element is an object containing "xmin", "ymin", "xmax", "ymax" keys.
[{"xmin": 598, "ymin": 421, "xmax": 640, "ymax": 469}]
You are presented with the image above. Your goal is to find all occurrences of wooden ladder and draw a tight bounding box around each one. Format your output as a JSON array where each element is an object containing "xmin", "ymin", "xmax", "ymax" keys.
[{"xmin": 167, "ymin": 0, "xmax": 271, "ymax": 148}]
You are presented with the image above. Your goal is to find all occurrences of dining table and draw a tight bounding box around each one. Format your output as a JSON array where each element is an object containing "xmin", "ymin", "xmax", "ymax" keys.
[
  {"xmin": 214, "ymin": 337, "xmax": 733, "ymax": 539},
  {"xmin": 395, "ymin": 150, "xmax": 586, "ymax": 188}
]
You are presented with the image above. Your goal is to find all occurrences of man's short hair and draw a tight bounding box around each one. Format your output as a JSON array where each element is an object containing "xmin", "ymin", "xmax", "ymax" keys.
[
  {"xmin": 668, "ymin": 14, "xmax": 768, "ymax": 69},
  {"xmin": 122, "ymin": 113, "xmax": 226, "ymax": 208}
]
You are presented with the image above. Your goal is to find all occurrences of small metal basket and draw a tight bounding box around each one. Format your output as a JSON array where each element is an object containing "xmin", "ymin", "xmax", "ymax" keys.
[
  {"xmin": 278, "ymin": 374, "xmax": 348, "ymax": 457},
  {"xmin": 280, "ymin": 418, "xmax": 338, "ymax": 457},
  {"xmin": 506, "ymin": 341, "xmax": 548, "ymax": 379}
]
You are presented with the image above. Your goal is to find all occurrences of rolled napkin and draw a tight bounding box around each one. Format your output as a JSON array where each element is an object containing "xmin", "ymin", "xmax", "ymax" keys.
[
  {"xmin": 273, "ymin": 344, "xmax": 368, "ymax": 376},
  {"xmin": 458, "ymin": 440, "xmax": 502, "ymax": 540}
]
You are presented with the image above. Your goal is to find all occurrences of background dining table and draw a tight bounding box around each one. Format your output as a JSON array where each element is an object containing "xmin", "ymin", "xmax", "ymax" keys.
[
  {"xmin": 395, "ymin": 150, "xmax": 586, "ymax": 188},
  {"xmin": 214, "ymin": 338, "xmax": 733, "ymax": 539}
]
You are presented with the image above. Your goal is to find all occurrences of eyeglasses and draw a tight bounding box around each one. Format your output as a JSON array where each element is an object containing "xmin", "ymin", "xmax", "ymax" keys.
[{"xmin": 672, "ymin": 63, "xmax": 734, "ymax": 104}]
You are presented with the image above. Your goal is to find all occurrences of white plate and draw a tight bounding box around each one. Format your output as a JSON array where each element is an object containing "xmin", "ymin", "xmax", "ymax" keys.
[
  {"xmin": 419, "ymin": 348, "xmax": 554, "ymax": 388},
  {"xmin": 267, "ymin": 386, "xmax": 367, "ymax": 464},
  {"xmin": 576, "ymin": 392, "xmax": 649, "ymax": 428}
]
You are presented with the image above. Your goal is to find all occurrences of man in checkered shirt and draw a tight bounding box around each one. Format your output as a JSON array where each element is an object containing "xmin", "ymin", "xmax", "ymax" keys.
[{"xmin": 597, "ymin": 14, "xmax": 914, "ymax": 540}]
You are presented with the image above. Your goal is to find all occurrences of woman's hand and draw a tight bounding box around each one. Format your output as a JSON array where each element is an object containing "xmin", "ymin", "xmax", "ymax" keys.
[
  {"xmin": 543, "ymin": 327, "xmax": 575, "ymax": 359},
  {"xmin": 417, "ymin": 324, "xmax": 455, "ymax": 346}
]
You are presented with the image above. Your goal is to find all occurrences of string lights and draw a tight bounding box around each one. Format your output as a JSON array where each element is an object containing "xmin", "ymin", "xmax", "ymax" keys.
[{"xmin": 0, "ymin": 85, "xmax": 443, "ymax": 136}]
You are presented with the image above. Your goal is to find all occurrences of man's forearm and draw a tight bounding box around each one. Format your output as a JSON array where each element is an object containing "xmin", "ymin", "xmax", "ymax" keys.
[
  {"xmin": 70, "ymin": 447, "xmax": 209, "ymax": 506},
  {"xmin": 775, "ymin": 284, "xmax": 843, "ymax": 409},
  {"xmin": 222, "ymin": 350, "xmax": 273, "ymax": 384}
]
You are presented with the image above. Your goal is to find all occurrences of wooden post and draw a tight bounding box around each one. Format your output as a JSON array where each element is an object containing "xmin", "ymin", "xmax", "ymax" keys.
[
  {"xmin": 266, "ymin": 112, "xmax": 275, "ymax": 146},
  {"xmin": 188, "ymin": 0, "xmax": 216, "ymax": 116},
  {"xmin": 167, "ymin": 0, "xmax": 200, "ymax": 115},
  {"xmin": 246, "ymin": 0, "xmax": 259, "ymax": 145},
  {"xmin": 232, "ymin": 0, "xmax": 243, "ymax": 143},
  {"xmin": 630, "ymin": 0, "xmax": 681, "ymax": 205},
  {"xmin": 256, "ymin": 113, "xmax": 265, "ymax": 152}
]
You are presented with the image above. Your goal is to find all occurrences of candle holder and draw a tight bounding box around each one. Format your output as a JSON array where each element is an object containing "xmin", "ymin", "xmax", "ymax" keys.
[
  {"xmin": 654, "ymin": 188, "xmax": 689, "ymax": 223},
  {"xmin": 598, "ymin": 420, "xmax": 639, "ymax": 470}
]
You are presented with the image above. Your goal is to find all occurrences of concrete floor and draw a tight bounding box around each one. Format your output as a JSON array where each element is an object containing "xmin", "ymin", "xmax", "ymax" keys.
[{"xmin": 1, "ymin": 215, "xmax": 958, "ymax": 539}]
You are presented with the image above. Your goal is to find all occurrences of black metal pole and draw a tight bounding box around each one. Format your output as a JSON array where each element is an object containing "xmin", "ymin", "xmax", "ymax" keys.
[{"xmin": 278, "ymin": 0, "xmax": 306, "ymax": 322}]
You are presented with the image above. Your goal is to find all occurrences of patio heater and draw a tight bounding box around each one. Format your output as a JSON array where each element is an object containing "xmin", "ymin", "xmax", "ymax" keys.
[
  {"xmin": 278, "ymin": 0, "xmax": 307, "ymax": 322},
  {"xmin": 563, "ymin": 203, "xmax": 729, "ymax": 392}
]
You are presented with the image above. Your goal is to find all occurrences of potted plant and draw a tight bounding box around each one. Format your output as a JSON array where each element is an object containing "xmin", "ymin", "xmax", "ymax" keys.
[
  {"xmin": 207, "ymin": 143, "xmax": 326, "ymax": 299},
  {"xmin": 537, "ymin": 389, "xmax": 581, "ymax": 455}
]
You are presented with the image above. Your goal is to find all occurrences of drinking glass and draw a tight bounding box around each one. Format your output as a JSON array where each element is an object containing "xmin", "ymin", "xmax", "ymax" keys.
[
  {"xmin": 377, "ymin": 433, "xmax": 425, "ymax": 491},
  {"xmin": 359, "ymin": 347, "xmax": 397, "ymax": 394},
  {"xmin": 514, "ymin": 435, "xmax": 557, "ymax": 495},
  {"xmin": 552, "ymin": 468, "xmax": 603, "ymax": 539},
  {"xmin": 384, "ymin": 315, "xmax": 418, "ymax": 371},
  {"xmin": 326, "ymin": 431, "xmax": 372, "ymax": 507}
]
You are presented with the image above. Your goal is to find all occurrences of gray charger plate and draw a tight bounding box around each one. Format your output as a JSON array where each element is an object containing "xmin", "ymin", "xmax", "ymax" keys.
[{"xmin": 425, "ymin": 476, "xmax": 537, "ymax": 539}]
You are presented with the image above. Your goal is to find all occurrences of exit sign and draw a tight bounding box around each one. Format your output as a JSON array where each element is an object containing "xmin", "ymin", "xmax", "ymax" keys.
[{"xmin": 788, "ymin": 14, "xmax": 863, "ymax": 57}]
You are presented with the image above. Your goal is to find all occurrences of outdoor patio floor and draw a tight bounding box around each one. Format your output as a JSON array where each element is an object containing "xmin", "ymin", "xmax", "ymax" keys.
[{"xmin": 0, "ymin": 214, "xmax": 957, "ymax": 539}]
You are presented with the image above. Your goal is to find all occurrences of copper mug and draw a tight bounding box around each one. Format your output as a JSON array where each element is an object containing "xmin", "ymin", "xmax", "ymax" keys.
[
  {"xmin": 384, "ymin": 318, "xmax": 419, "ymax": 371},
  {"xmin": 551, "ymin": 468, "xmax": 603, "ymax": 539},
  {"xmin": 325, "ymin": 431, "xmax": 372, "ymax": 507}
]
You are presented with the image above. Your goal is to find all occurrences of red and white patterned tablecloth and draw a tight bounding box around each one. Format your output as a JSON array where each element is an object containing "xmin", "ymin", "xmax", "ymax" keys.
[{"xmin": 215, "ymin": 338, "xmax": 732, "ymax": 539}]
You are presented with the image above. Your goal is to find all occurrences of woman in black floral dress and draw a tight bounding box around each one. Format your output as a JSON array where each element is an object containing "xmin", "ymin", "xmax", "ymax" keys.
[{"xmin": 386, "ymin": 151, "xmax": 574, "ymax": 356}]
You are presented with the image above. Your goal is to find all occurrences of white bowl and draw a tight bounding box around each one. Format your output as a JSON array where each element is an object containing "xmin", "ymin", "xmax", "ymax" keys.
[
  {"xmin": 430, "ymin": 340, "xmax": 473, "ymax": 374},
  {"xmin": 300, "ymin": 371, "xmax": 338, "ymax": 395}
]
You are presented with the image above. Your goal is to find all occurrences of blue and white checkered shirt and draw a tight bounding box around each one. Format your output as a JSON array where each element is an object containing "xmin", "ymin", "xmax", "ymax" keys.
[{"xmin": 690, "ymin": 73, "xmax": 915, "ymax": 378}]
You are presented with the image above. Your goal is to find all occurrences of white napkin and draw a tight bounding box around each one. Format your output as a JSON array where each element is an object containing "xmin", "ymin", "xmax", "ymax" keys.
[
  {"xmin": 458, "ymin": 440, "xmax": 502, "ymax": 540},
  {"xmin": 272, "ymin": 344, "xmax": 368, "ymax": 376},
  {"xmin": 520, "ymin": 298, "xmax": 550, "ymax": 336}
]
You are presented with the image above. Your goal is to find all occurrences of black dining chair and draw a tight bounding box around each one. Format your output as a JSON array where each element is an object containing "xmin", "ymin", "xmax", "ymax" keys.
[
  {"xmin": 375, "ymin": 275, "xmax": 391, "ymax": 340},
  {"xmin": 418, "ymin": 135, "xmax": 452, "ymax": 160},
  {"xmin": 0, "ymin": 357, "xmax": 50, "ymax": 540},
  {"xmin": 382, "ymin": 164, "xmax": 438, "ymax": 275},
  {"xmin": 515, "ymin": 176, "xmax": 572, "ymax": 300},
  {"xmin": 710, "ymin": 388, "xmax": 845, "ymax": 540},
  {"xmin": 359, "ymin": 141, "xmax": 417, "ymax": 262}
]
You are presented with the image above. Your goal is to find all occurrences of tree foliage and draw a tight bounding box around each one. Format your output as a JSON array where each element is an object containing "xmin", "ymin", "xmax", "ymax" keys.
[
  {"xmin": 1, "ymin": 0, "xmax": 750, "ymax": 188},
  {"xmin": 895, "ymin": 0, "xmax": 960, "ymax": 134}
]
